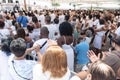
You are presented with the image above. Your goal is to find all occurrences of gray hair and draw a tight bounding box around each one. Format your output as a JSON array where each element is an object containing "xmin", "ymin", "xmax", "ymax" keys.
[
  {"xmin": 10, "ymin": 38, "xmax": 26, "ymax": 57},
  {"xmin": 1, "ymin": 36, "xmax": 13, "ymax": 56}
]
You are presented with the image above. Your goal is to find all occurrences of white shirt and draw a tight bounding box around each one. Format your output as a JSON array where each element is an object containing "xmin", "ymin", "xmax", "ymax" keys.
[
  {"xmin": 43, "ymin": 24, "xmax": 59, "ymax": 40},
  {"xmin": 33, "ymin": 38, "xmax": 48, "ymax": 54},
  {"xmin": 70, "ymin": 76, "xmax": 81, "ymax": 80},
  {"xmin": 50, "ymin": 13, "xmax": 55, "ymax": 22},
  {"xmin": 59, "ymin": 15, "xmax": 65, "ymax": 24},
  {"xmin": 82, "ymin": 19, "xmax": 86, "ymax": 30},
  {"xmin": 39, "ymin": 14, "xmax": 45, "ymax": 26},
  {"xmin": 96, "ymin": 25, "xmax": 105, "ymax": 37},
  {"xmin": 62, "ymin": 44, "xmax": 74, "ymax": 71},
  {"xmin": 0, "ymin": 29, "xmax": 10, "ymax": 36},
  {"xmin": 85, "ymin": 37, "xmax": 92, "ymax": 44},
  {"xmin": 93, "ymin": 19, "xmax": 99, "ymax": 27},
  {"xmin": 32, "ymin": 28, "xmax": 40, "ymax": 41},
  {"xmin": 33, "ymin": 64, "xmax": 71, "ymax": 80},
  {"xmin": 0, "ymin": 50, "xmax": 12, "ymax": 80},
  {"xmin": 115, "ymin": 26, "xmax": 120, "ymax": 36},
  {"xmin": 0, "ymin": 29, "xmax": 10, "ymax": 45},
  {"xmin": 8, "ymin": 56, "xmax": 36, "ymax": 80},
  {"xmin": 87, "ymin": 19, "xmax": 93, "ymax": 28},
  {"xmin": 5, "ymin": 20, "xmax": 12, "ymax": 27}
]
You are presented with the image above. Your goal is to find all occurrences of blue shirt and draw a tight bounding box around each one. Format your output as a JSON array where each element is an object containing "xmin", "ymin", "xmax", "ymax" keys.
[
  {"xmin": 75, "ymin": 41, "xmax": 89, "ymax": 64},
  {"xmin": 16, "ymin": 16, "xmax": 28, "ymax": 27}
]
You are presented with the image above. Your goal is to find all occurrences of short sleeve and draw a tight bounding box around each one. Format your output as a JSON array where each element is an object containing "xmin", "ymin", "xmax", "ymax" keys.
[{"xmin": 70, "ymin": 76, "xmax": 81, "ymax": 80}]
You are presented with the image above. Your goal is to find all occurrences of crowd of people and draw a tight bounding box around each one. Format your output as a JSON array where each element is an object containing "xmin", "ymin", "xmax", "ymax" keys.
[{"xmin": 0, "ymin": 9, "xmax": 120, "ymax": 80}]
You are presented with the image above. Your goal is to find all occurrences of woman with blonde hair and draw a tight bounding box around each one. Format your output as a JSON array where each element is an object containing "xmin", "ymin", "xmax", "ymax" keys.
[{"xmin": 33, "ymin": 45, "xmax": 71, "ymax": 80}]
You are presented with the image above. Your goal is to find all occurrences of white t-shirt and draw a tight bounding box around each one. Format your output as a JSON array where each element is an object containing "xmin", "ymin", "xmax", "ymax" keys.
[
  {"xmin": 0, "ymin": 29, "xmax": 10, "ymax": 36},
  {"xmin": 8, "ymin": 56, "xmax": 36, "ymax": 80},
  {"xmin": 0, "ymin": 29, "xmax": 10, "ymax": 44},
  {"xmin": 70, "ymin": 76, "xmax": 81, "ymax": 80},
  {"xmin": 43, "ymin": 24, "xmax": 59, "ymax": 40},
  {"xmin": 33, "ymin": 64, "xmax": 71, "ymax": 80},
  {"xmin": 96, "ymin": 25, "xmax": 105, "ymax": 37},
  {"xmin": 32, "ymin": 28, "xmax": 40, "ymax": 41},
  {"xmin": 85, "ymin": 37, "xmax": 92, "ymax": 44},
  {"xmin": 50, "ymin": 13, "xmax": 55, "ymax": 22},
  {"xmin": 0, "ymin": 50, "xmax": 12, "ymax": 80},
  {"xmin": 87, "ymin": 19, "xmax": 93, "ymax": 28},
  {"xmin": 115, "ymin": 26, "xmax": 120, "ymax": 36},
  {"xmin": 62, "ymin": 44, "xmax": 74, "ymax": 71},
  {"xmin": 59, "ymin": 15, "xmax": 65, "ymax": 24},
  {"xmin": 93, "ymin": 19, "xmax": 99, "ymax": 27},
  {"xmin": 33, "ymin": 38, "xmax": 48, "ymax": 54},
  {"xmin": 39, "ymin": 15, "xmax": 45, "ymax": 26}
]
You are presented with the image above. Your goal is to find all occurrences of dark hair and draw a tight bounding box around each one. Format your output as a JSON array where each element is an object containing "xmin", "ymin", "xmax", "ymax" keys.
[
  {"xmin": 12, "ymin": 20, "xmax": 16, "ymax": 26},
  {"xmin": 95, "ymin": 14, "xmax": 100, "ymax": 19},
  {"xmin": 99, "ymin": 19, "xmax": 105, "ymax": 25},
  {"xmin": 17, "ymin": 28, "xmax": 26, "ymax": 39},
  {"xmin": 27, "ymin": 25, "xmax": 34, "ymax": 33},
  {"xmin": 65, "ymin": 14, "xmax": 70, "ymax": 21},
  {"xmin": 45, "ymin": 15, "xmax": 51, "ymax": 23},
  {"xmin": 10, "ymin": 38, "xmax": 26, "ymax": 57},
  {"xmin": 6, "ymin": 16, "xmax": 10, "ymax": 20},
  {"xmin": 1, "ymin": 36, "xmax": 13, "ymax": 56},
  {"xmin": 54, "ymin": 18, "xmax": 59, "ymax": 24},
  {"xmin": 59, "ymin": 22, "xmax": 73, "ymax": 36},
  {"xmin": 0, "ymin": 20, "xmax": 5, "ymax": 28},
  {"xmin": 32, "ymin": 16, "xmax": 38, "ymax": 23},
  {"xmin": 19, "ymin": 11, "xmax": 23, "ymax": 15},
  {"xmin": 89, "ymin": 14, "xmax": 92, "ymax": 19},
  {"xmin": 27, "ymin": 12, "xmax": 32, "ymax": 17}
]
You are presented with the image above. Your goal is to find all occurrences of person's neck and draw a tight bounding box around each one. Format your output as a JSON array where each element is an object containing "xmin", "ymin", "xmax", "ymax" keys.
[
  {"xmin": 46, "ymin": 22, "xmax": 51, "ymax": 25},
  {"xmin": 14, "ymin": 56, "xmax": 25, "ymax": 60},
  {"xmin": 40, "ymin": 36, "xmax": 48, "ymax": 39}
]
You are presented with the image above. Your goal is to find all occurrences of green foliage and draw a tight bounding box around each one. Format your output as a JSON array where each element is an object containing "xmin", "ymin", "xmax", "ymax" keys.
[{"xmin": 52, "ymin": 3, "xmax": 60, "ymax": 6}]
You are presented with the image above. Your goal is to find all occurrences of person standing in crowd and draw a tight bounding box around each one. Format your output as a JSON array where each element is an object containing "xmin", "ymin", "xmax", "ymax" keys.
[
  {"xmin": 75, "ymin": 35, "xmax": 89, "ymax": 72},
  {"xmin": 8, "ymin": 38, "xmax": 36, "ymax": 80},
  {"xmin": 33, "ymin": 27, "xmax": 50, "ymax": 54},
  {"xmin": 0, "ymin": 20, "xmax": 11, "ymax": 44},
  {"xmin": 32, "ymin": 16, "xmax": 41, "ymax": 41},
  {"xmin": 43, "ymin": 15, "xmax": 58, "ymax": 40},
  {"xmin": 50, "ymin": 11, "xmax": 56, "ymax": 23},
  {"xmin": 15, "ymin": 28, "xmax": 33, "ymax": 48},
  {"xmin": 32, "ymin": 43, "xmax": 81, "ymax": 80},
  {"xmin": 93, "ymin": 19, "xmax": 107, "ymax": 54},
  {"xmin": 57, "ymin": 22, "xmax": 74, "ymax": 71},
  {"xmin": 16, "ymin": 11, "xmax": 28, "ymax": 28},
  {"xmin": 0, "ymin": 36, "xmax": 13, "ymax": 80},
  {"xmin": 38, "ymin": 11, "xmax": 45, "ymax": 26}
]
